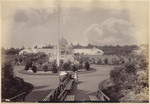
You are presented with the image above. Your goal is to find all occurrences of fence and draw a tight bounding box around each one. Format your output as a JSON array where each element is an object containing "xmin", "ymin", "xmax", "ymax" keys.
[
  {"xmin": 2, "ymin": 92, "xmax": 26, "ymax": 102},
  {"xmin": 97, "ymin": 88, "xmax": 110, "ymax": 101}
]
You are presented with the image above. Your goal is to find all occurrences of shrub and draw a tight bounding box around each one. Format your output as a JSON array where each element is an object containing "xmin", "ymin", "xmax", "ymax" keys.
[
  {"xmin": 25, "ymin": 60, "xmax": 32, "ymax": 71},
  {"xmin": 78, "ymin": 64, "xmax": 83, "ymax": 69},
  {"xmin": 78, "ymin": 57, "xmax": 84, "ymax": 64},
  {"xmin": 103, "ymin": 58, "xmax": 108, "ymax": 65},
  {"xmin": 59, "ymin": 59, "xmax": 64, "ymax": 69},
  {"xmin": 124, "ymin": 62, "xmax": 136, "ymax": 74},
  {"xmin": 14, "ymin": 58, "xmax": 18, "ymax": 62},
  {"xmin": 107, "ymin": 54, "xmax": 148, "ymax": 102},
  {"xmin": 110, "ymin": 66, "xmax": 124, "ymax": 82},
  {"xmin": 2, "ymin": 61, "xmax": 13, "ymax": 78},
  {"xmin": 62, "ymin": 61, "xmax": 71, "ymax": 71},
  {"xmin": 43, "ymin": 65, "xmax": 48, "ymax": 72},
  {"xmin": 19, "ymin": 58, "xmax": 22, "ymax": 63},
  {"xmin": 97, "ymin": 58, "xmax": 102, "ymax": 65},
  {"xmin": 36, "ymin": 52, "xmax": 46, "ymax": 59},
  {"xmin": 2, "ymin": 61, "xmax": 33, "ymax": 100},
  {"xmin": 39, "ymin": 60, "xmax": 43, "ymax": 65},
  {"xmin": 92, "ymin": 58, "xmax": 95, "ymax": 64},
  {"xmin": 32, "ymin": 65, "xmax": 37, "ymax": 73},
  {"xmin": 111, "ymin": 58, "xmax": 117, "ymax": 65},
  {"xmin": 84, "ymin": 61, "xmax": 90, "ymax": 70},
  {"xmin": 71, "ymin": 64, "xmax": 78, "ymax": 72},
  {"xmin": 52, "ymin": 62, "xmax": 58, "ymax": 73}
]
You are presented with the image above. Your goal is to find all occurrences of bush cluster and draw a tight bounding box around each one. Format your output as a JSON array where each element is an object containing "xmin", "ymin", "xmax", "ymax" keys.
[
  {"xmin": 75, "ymin": 55, "xmax": 126, "ymax": 66},
  {"xmin": 2, "ymin": 61, "xmax": 33, "ymax": 100},
  {"xmin": 104, "ymin": 55, "xmax": 148, "ymax": 102}
]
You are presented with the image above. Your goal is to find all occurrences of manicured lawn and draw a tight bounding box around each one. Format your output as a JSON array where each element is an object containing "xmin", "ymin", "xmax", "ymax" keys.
[{"xmin": 13, "ymin": 66, "xmax": 59, "ymax": 102}]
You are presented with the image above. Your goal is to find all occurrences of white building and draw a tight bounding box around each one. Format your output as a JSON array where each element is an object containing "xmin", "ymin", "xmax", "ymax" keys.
[
  {"xmin": 19, "ymin": 38, "xmax": 104, "ymax": 59},
  {"xmin": 19, "ymin": 49, "xmax": 35, "ymax": 55}
]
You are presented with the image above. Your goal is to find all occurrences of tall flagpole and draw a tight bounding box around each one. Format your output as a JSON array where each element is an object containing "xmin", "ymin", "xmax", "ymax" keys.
[{"xmin": 57, "ymin": 0, "xmax": 60, "ymax": 67}]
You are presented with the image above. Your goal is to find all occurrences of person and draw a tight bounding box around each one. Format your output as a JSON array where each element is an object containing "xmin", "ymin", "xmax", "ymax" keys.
[
  {"xmin": 59, "ymin": 71, "xmax": 68, "ymax": 83},
  {"xmin": 74, "ymin": 71, "xmax": 78, "ymax": 83}
]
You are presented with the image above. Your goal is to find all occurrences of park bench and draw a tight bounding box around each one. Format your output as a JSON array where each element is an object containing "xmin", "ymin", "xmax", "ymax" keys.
[
  {"xmin": 57, "ymin": 79, "xmax": 74, "ymax": 101},
  {"xmin": 58, "ymin": 89, "xmax": 68, "ymax": 101},
  {"xmin": 65, "ymin": 79, "xmax": 74, "ymax": 91},
  {"xmin": 64, "ymin": 95, "xmax": 75, "ymax": 101},
  {"xmin": 43, "ymin": 74, "xmax": 75, "ymax": 102}
]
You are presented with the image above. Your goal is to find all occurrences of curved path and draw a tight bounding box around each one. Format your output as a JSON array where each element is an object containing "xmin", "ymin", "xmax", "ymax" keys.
[
  {"xmin": 13, "ymin": 65, "xmax": 114, "ymax": 102},
  {"xmin": 68, "ymin": 65, "xmax": 114, "ymax": 101},
  {"xmin": 13, "ymin": 66, "xmax": 59, "ymax": 102}
]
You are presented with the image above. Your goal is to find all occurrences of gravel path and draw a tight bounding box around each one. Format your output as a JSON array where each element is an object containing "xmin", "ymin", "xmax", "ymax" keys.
[{"xmin": 68, "ymin": 65, "xmax": 114, "ymax": 101}]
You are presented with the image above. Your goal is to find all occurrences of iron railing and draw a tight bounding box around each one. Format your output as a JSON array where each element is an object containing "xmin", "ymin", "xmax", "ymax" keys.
[
  {"xmin": 2, "ymin": 92, "xmax": 26, "ymax": 102},
  {"xmin": 97, "ymin": 88, "xmax": 110, "ymax": 101},
  {"xmin": 43, "ymin": 76, "xmax": 70, "ymax": 101}
]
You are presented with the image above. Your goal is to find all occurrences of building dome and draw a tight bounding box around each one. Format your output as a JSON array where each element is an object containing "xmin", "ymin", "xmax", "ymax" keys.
[{"xmin": 59, "ymin": 37, "xmax": 68, "ymax": 45}]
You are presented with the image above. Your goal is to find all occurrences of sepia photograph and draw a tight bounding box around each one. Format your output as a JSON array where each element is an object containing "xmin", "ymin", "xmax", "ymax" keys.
[{"xmin": 0, "ymin": 0, "xmax": 149, "ymax": 103}]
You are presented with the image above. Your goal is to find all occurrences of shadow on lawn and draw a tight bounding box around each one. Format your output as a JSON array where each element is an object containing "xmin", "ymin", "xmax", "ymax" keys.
[
  {"xmin": 25, "ymin": 87, "xmax": 54, "ymax": 102},
  {"xmin": 77, "ymin": 68, "xmax": 97, "ymax": 74},
  {"xmin": 33, "ymin": 85, "xmax": 49, "ymax": 90}
]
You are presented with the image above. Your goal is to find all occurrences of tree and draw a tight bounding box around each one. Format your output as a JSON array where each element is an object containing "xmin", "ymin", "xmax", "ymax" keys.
[
  {"xmin": 43, "ymin": 65, "xmax": 48, "ymax": 72},
  {"xmin": 32, "ymin": 65, "xmax": 37, "ymax": 73},
  {"xmin": 52, "ymin": 62, "xmax": 58, "ymax": 73},
  {"xmin": 104, "ymin": 58, "xmax": 108, "ymax": 65},
  {"xmin": 84, "ymin": 61, "xmax": 90, "ymax": 70},
  {"xmin": 87, "ymin": 43, "xmax": 94, "ymax": 48},
  {"xmin": 2, "ymin": 61, "xmax": 14, "ymax": 78},
  {"xmin": 62, "ymin": 61, "xmax": 71, "ymax": 71},
  {"xmin": 59, "ymin": 59, "xmax": 64, "ymax": 69},
  {"xmin": 2, "ymin": 60, "xmax": 33, "ymax": 99},
  {"xmin": 71, "ymin": 64, "xmax": 78, "ymax": 72},
  {"xmin": 97, "ymin": 58, "xmax": 102, "ymax": 65},
  {"xmin": 92, "ymin": 58, "xmax": 95, "ymax": 64},
  {"xmin": 25, "ymin": 60, "xmax": 32, "ymax": 71}
]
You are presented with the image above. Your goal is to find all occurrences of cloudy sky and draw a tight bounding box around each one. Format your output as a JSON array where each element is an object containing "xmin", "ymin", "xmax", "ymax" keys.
[{"xmin": 1, "ymin": 0, "xmax": 149, "ymax": 48}]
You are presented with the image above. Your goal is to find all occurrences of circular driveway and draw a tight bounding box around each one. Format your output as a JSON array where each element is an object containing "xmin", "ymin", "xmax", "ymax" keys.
[{"xmin": 13, "ymin": 65, "xmax": 114, "ymax": 102}]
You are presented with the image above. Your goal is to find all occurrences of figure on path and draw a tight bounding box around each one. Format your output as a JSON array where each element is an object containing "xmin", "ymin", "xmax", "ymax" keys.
[{"xmin": 74, "ymin": 71, "xmax": 78, "ymax": 83}]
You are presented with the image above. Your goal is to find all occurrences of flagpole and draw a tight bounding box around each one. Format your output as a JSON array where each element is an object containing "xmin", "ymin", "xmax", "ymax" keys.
[{"xmin": 57, "ymin": 0, "xmax": 60, "ymax": 67}]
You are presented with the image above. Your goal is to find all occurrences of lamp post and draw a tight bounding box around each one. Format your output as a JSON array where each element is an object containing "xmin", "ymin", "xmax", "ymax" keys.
[{"xmin": 56, "ymin": 0, "xmax": 60, "ymax": 67}]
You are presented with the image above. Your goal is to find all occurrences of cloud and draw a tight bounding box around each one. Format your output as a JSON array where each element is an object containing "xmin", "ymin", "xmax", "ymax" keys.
[
  {"xmin": 9, "ymin": 8, "xmax": 58, "ymax": 48},
  {"xmin": 84, "ymin": 23, "xmax": 103, "ymax": 44},
  {"xmin": 84, "ymin": 17, "xmax": 136, "ymax": 45},
  {"xmin": 13, "ymin": 8, "xmax": 56, "ymax": 28}
]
